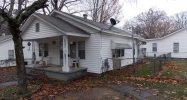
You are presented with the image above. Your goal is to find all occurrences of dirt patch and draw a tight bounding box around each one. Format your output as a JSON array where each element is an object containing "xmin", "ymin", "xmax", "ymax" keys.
[
  {"xmin": 54, "ymin": 87, "xmax": 134, "ymax": 100},
  {"xmin": 0, "ymin": 67, "xmax": 17, "ymax": 83}
]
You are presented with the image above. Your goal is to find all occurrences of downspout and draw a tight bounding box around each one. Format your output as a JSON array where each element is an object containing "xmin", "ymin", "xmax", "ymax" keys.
[{"xmin": 99, "ymin": 29, "xmax": 103, "ymax": 74}]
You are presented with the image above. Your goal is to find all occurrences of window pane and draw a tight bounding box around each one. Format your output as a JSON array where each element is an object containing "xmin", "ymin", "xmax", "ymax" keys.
[
  {"xmin": 36, "ymin": 23, "xmax": 39, "ymax": 32},
  {"xmin": 8, "ymin": 50, "xmax": 14, "ymax": 59},
  {"xmin": 121, "ymin": 49, "xmax": 124, "ymax": 56},
  {"xmin": 173, "ymin": 43, "xmax": 179, "ymax": 53},
  {"xmin": 152, "ymin": 43, "xmax": 157, "ymax": 52},
  {"xmin": 39, "ymin": 44, "xmax": 43, "ymax": 57},
  {"xmin": 78, "ymin": 41, "xmax": 85, "ymax": 59},
  {"xmin": 70, "ymin": 42, "xmax": 76, "ymax": 58},
  {"xmin": 79, "ymin": 50, "xmax": 85, "ymax": 59}
]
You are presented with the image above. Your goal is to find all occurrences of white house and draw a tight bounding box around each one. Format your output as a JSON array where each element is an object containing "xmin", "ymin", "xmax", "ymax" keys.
[
  {"xmin": 0, "ymin": 34, "xmax": 33, "ymax": 67},
  {"xmin": 142, "ymin": 27, "xmax": 187, "ymax": 58},
  {"xmin": 21, "ymin": 10, "xmax": 144, "ymax": 74}
]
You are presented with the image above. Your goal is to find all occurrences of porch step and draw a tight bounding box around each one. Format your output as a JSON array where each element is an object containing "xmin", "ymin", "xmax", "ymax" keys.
[{"xmin": 26, "ymin": 70, "xmax": 44, "ymax": 80}]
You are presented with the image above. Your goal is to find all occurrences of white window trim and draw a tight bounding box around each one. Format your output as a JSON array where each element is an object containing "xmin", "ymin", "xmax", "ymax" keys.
[{"xmin": 173, "ymin": 42, "xmax": 179, "ymax": 53}]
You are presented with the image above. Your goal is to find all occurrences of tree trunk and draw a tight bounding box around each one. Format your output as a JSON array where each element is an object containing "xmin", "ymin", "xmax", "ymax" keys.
[{"xmin": 12, "ymin": 30, "xmax": 27, "ymax": 94}]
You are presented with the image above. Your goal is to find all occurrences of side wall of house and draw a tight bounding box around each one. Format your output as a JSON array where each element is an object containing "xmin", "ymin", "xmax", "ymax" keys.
[
  {"xmin": 145, "ymin": 29, "xmax": 187, "ymax": 58},
  {"xmin": 79, "ymin": 33, "xmax": 101, "ymax": 74},
  {"xmin": 100, "ymin": 33, "xmax": 138, "ymax": 70},
  {"xmin": 0, "ymin": 40, "xmax": 32, "ymax": 67}
]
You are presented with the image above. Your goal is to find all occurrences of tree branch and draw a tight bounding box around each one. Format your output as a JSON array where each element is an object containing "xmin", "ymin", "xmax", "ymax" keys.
[{"xmin": 16, "ymin": 0, "xmax": 48, "ymax": 26}]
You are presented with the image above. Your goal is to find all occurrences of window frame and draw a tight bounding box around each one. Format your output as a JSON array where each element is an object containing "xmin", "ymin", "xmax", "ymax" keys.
[
  {"xmin": 35, "ymin": 23, "xmax": 40, "ymax": 32},
  {"xmin": 112, "ymin": 49, "xmax": 125, "ymax": 58},
  {"xmin": 70, "ymin": 42, "xmax": 77, "ymax": 58},
  {"xmin": 39, "ymin": 43, "xmax": 48, "ymax": 57},
  {"xmin": 152, "ymin": 43, "xmax": 157, "ymax": 52},
  {"xmin": 78, "ymin": 41, "xmax": 85, "ymax": 59},
  {"xmin": 8, "ymin": 50, "xmax": 14, "ymax": 59},
  {"xmin": 173, "ymin": 42, "xmax": 179, "ymax": 53}
]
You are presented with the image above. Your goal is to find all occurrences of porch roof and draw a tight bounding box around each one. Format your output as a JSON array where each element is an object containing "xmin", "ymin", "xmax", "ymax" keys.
[{"xmin": 35, "ymin": 13, "xmax": 89, "ymax": 35}]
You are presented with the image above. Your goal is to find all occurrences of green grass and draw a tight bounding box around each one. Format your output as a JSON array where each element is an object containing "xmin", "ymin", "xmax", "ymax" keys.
[
  {"xmin": 137, "ymin": 64, "xmax": 151, "ymax": 77},
  {"xmin": 0, "ymin": 84, "xmax": 40, "ymax": 99}
]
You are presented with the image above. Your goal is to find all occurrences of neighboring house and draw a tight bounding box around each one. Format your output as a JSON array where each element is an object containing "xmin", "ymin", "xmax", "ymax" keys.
[
  {"xmin": 21, "ymin": 10, "xmax": 144, "ymax": 74},
  {"xmin": 0, "ymin": 34, "xmax": 32, "ymax": 67},
  {"xmin": 142, "ymin": 27, "xmax": 187, "ymax": 58}
]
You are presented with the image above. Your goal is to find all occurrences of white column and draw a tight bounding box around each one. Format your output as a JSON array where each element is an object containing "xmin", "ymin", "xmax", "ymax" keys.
[{"xmin": 62, "ymin": 35, "xmax": 69, "ymax": 72}]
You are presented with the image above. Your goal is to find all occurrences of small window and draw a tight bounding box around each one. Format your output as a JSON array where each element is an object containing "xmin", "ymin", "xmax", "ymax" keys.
[
  {"xmin": 35, "ymin": 23, "xmax": 39, "ymax": 32},
  {"xmin": 152, "ymin": 43, "xmax": 157, "ymax": 52},
  {"xmin": 112, "ymin": 49, "xmax": 124, "ymax": 58},
  {"xmin": 8, "ymin": 50, "xmax": 14, "ymax": 59},
  {"xmin": 78, "ymin": 41, "xmax": 85, "ymax": 59},
  {"xmin": 173, "ymin": 43, "xmax": 179, "ymax": 53},
  {"xmin": 39, "ymin": 43, "xmax": 48, "ymax": 57}
]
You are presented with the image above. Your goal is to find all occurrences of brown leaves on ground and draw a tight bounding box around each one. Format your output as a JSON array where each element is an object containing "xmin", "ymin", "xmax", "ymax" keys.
[{"xmin": 0, "ymin": 66, "xmax": 17, "ymax": 83}]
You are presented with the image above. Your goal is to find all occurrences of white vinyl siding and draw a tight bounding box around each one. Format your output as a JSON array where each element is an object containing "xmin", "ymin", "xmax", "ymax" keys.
[
  {"xmin": 145, "ymin": 28, "xmax": 187, "ymax": 58},
  {"xmin": 173, "ymin": 43, "xmax": 179, "ymax": 53},
  {"xmin": 22, "ymin": 18, "xmax": 63, "ymax": 40},
  {"xmin": 100, "ymin": 33, "xmax": 138, "ymax": 70},
  {"xmin": 78, "ymin": 34, "xmax": 101, "ymax": 73},
  {"xmin": 0, "ymin": 40, "xmax": 32, "ymax": 67}
]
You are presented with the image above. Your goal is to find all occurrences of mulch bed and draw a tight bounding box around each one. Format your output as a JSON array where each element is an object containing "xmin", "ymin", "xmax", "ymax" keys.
[{"xmin": 0, "ymin": 66, "xmax": 17, "ymax": 83}]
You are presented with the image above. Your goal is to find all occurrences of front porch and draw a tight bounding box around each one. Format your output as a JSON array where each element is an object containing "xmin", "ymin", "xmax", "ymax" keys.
[{"xmin": 26, "ymin": 64, "xmax": 87, "ymax": 81}]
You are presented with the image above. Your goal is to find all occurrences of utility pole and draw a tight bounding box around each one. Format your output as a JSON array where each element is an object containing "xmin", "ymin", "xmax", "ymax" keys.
[{"xmin": 132, "ymin": 26, "xmax": 136, "ymax": 76}]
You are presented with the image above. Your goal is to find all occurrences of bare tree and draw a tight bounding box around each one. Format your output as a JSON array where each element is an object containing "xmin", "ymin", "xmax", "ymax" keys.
[
  {"xmin": 81, "ymin": 0, "xmax": 122, "ymax": 22},
  {"xmin": 172, "ymin": 11, "xmax": 187, "ymax": 29},
  {"xmin": 42, "ymin": 0, "xmax": 80, "ymax": 14},
  {"xmin": 123, "ymin": 8, "xmax": 176, "ymax": 39},
  {"xmin": 0, "ymin": 0, "xmax": 47, "ymax": 94}
]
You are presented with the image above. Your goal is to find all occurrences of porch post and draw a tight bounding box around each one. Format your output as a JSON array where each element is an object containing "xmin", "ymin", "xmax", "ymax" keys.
[{"xmin": 62, "ymin": 35, "xmax": 69, "ymax": 72}]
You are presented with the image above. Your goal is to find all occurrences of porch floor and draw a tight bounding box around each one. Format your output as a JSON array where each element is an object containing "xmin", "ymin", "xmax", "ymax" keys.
[
  {"xmin": 26, "ymin": 64, "xmax": 85, "ymax": 72},
  {"xmin": 25, "ymin": 64, "xmax": 87, "ymax": 81}
]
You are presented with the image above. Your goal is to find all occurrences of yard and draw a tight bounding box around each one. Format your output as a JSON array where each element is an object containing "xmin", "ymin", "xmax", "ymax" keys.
[{"xmin": 0, "ymin": 59, "xmax": 187, "ymax": 100}]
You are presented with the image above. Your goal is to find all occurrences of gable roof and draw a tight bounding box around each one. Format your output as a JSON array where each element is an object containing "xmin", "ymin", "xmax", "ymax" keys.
[
  {"xmin": 34, "ymin": 13, "xmax": 88, "ymax": 35},
  {"xmin": 146, "ymin": 27, "xmax": 187, "ymax": 41},
  {"xmin": 50, "ymin": 10, "xmax": 144, "ymax": 40},
  {"xmin": 0, "ymin": 35, "xmax": 12, "ymax": 43}
]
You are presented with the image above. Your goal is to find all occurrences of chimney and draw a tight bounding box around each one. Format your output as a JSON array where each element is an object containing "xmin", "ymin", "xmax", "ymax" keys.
[{"xmin": 83, "ymin": 14, "xmax": 87, "ymax": 19}]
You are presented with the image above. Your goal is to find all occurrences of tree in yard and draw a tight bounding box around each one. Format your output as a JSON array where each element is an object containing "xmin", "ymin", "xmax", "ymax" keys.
[
  {"xmin": 0, "ymin": 0, "xmax": 48, "ymax": 94},
  {"xmin": 172, "ymin": 11, "xmax": 187, "ymax": 30},
  {"xmin": 42, "ymin": 0, "xmax": 80, "ymax": 14},
  {"xmin": 123, "ymin": 8, "xmax": 176, "ymax": 39}
]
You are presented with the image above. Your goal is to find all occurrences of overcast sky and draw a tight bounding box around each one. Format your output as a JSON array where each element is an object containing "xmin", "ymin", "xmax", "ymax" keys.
[{"xmin": 117, "ymin": 0, "xmax": 187, "ymax": 28}]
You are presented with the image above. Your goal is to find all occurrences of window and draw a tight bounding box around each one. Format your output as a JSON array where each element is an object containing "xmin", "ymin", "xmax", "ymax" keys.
[
  {"xmin": 152, "ymin": 43, "xmax": 157, "ymax": 52},
  {"xmin": 39, "ymin": 43, "xmax": 48, "ymax": 57},
  {"xmin": 173, "ymin": 43, "xmax": 179, "ymax": 53},
  {"xmin": 35, "ymin": 23, "xmax": 39, "ymax": 32},
  {"xmin": 78, "ymin": 41, "xmax": 85, "ymax": 59},
  {"xmin": 112, "ymin": 49, "xmax": 124, "ymax": 58},
  {"xmin": 70, "ymin": 42, "xmax": 76, "ymax": 58},
  {"xmin": 8, "ymin": 50, "xmax": 14, "ymax": 59}
]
